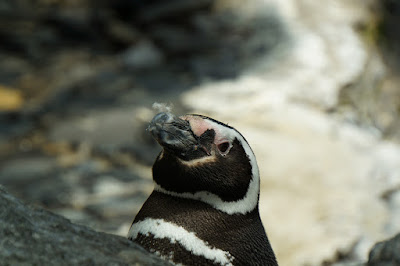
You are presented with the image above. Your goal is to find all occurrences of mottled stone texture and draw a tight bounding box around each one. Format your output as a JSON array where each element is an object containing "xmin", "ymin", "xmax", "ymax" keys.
[
  {"xmin": 0, "ymin": 185, "xmax": 170, "ymax": 266},
  {"xmin": 368, "ymin": 233, "xmax": 400, "ymax": 266}
]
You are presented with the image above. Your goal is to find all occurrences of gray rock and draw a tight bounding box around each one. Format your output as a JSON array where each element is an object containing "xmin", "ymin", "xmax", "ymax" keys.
[
  {"xmin": 48, "ymin": 107, "xmax": 146, "ymax": 148},
  {"xmin": 121, "ymin": 41, "xmax": 164, "ymax": 70},
  {"xmin": 368, "ymin": 233, "xmax": 400, "ymax": 266},
  {"xmin": 0, "ymin": 185, "xmax": 170, "ymax": 265},
  {"xmin": 136, "ymin": 0, "xmax": 213, "ymax": 23},
  {"xmin": 0, "ymin": 156, "xmax": 57, "ymax": 183},
  {"xmin": 380, "ymin": 0, "xmax": 400, "ymax": 69}
]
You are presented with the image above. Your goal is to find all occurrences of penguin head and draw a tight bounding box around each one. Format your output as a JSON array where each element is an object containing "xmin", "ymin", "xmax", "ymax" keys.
[{"xmin": 148, "ymin": 112, "xmax": 260, "ymax": 214}]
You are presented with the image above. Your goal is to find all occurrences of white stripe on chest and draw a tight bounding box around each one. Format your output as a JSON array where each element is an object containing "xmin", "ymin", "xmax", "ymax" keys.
[{"xmin": 128, "ymin": 218, "xmax": 234, "ymax": 266}]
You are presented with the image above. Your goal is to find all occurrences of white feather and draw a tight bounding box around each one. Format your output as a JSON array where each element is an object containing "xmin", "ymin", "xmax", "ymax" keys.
[{"xmin": 152, "ymin": 102, "xmax": 173, "ymax": 113}]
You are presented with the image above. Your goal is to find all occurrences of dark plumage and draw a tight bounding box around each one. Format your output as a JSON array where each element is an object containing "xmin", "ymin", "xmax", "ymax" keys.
[{"xmin": 128, "ymin": 112, "xmax": 278, "ymax": 266}]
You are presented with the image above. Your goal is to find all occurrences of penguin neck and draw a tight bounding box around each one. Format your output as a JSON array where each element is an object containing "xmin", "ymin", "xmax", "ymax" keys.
[
  {"xmin": 153, "ymin": 173, "xmax": 260, "ymax": 216},
  {"xmin": 133, "ymin": 191, "xmax": 265, "ymax": 245},
  {"xmin": 134, "ymin": 190, "xmax": 263, "ymax": 233}
]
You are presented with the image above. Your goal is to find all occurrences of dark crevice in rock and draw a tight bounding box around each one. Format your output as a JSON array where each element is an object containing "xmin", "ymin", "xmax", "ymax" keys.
[{"xmin": 368, "ymin": 233, "xmax": 400, "ymax": 266}]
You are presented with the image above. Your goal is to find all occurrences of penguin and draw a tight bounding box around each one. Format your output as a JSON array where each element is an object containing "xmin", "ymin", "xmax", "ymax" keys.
[{"xmin": 128, "ymin": 112, "xmax": 278, "ymax": 266}]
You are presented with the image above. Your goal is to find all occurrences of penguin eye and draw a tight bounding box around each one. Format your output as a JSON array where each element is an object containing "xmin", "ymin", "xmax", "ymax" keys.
[{"xmin": 217, "ymin": 142, "xmax": 231, "ymax": 155}]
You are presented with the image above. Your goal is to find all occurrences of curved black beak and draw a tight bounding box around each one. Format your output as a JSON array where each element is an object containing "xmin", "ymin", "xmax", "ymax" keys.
[{"xmin": 148, "ymin": 112, "xmax": 198, "ymax": 155}]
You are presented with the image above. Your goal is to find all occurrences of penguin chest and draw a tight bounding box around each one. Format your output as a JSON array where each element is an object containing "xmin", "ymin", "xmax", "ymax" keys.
[
  {"xmin": 128, "ymin": 192, "xmax": 277, "ymax": 266},
  {"xmin": 130, "ymin": 218, "xmax": 235, "ymax": 266}
]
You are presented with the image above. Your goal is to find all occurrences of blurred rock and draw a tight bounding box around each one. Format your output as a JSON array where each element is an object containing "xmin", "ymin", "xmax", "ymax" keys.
[
  {"xmin": 0, "ymin": 185, "xmax": 170, "ymax": 265},
  {"xmin": 0, "ymin": 113, "xmax": 35, "ymax": 153},
  {"xmin": 0, "ymin": 155, "xmax": 56, "ymax": 184},
  {"xmin": 0, "ymin": 85, "xmax": 24, "ymax": 111},
  {"xmin": 47, "ymin": 107, "xmax": 160, "ymax": 164},
  {"xmin": 379, "ymin": 0, "xmax": 400, "ymax": 69},
  {"xmin": 48, "ymin": 108, "xmax": 141, "ymax": 147},
  {"xmin": 0, "ymin": 150, "xmax": 153, "ymax": 234},
  {"xmin": 149, "ymin": 24, "xmax": 215, "ymax": 55},
  {"xmin": 0, "ymin": 54, "xmax": 32, "ymax": 84},
  {"xmin": 120, "ymin": 40, "xmax": 164, "ymax": 69},
  {"xmin": 0, "ymin": 155, "xmax": 78, "ymax": 208},
  {"xmin": 384, "ymin": 191, "xmax": 400, "ymax": 234},
  {"xmin": 368, "ymin": 233, "xmax": 400, "ymax": 266},
  {"xmin": 135, "ymin": 0, "xmax": 213, "ymax": 23},
  {"xmin": 106, "ymin": 19, "xmax": 141, "ymax": 45}
]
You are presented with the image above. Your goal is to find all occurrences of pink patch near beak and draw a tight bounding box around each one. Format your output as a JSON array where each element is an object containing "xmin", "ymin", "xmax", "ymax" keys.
[
  {"xmin": 180, "ymin": 115, "xmax": 230, "ymax": 150},
  {"xmin": 180, "ymin": 115, "xmax": 212, "ymax": 137}
]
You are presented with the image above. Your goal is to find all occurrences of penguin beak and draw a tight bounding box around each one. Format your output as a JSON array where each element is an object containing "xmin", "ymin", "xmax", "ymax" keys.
[{"xmin": 148, "ymin": 112, "xmax": 198, "ymax": 155}]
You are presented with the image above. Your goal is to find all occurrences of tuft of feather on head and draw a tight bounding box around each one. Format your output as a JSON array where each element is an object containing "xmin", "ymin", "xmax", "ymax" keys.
[{"xmin": 152, "ymin": 102, "xmax": 174, "ymax": 114}]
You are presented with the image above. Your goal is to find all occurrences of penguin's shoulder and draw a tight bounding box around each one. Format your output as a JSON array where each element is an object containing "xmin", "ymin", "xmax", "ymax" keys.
[{"xmin": 130, "ymin": 192, "xmax": 276, "ymax": 265}]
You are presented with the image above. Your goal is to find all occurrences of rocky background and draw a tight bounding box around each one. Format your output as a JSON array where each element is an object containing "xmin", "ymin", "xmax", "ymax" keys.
[{"xmin": 1, "ymin": 0, "xmax": 400, "ymax": 265}]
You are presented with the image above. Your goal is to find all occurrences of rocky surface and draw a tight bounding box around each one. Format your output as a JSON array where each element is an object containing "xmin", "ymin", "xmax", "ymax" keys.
[
  {"xmin": 368, "ymin": 233, "xmax": 400, "ymax": 266},
  {"xmin": 0, "ymin": 185, "xmax": 170, "ymax": 265},
  {"xmin": 0, "ymin": 0, "xmax": 400, "ymax": 266}
]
